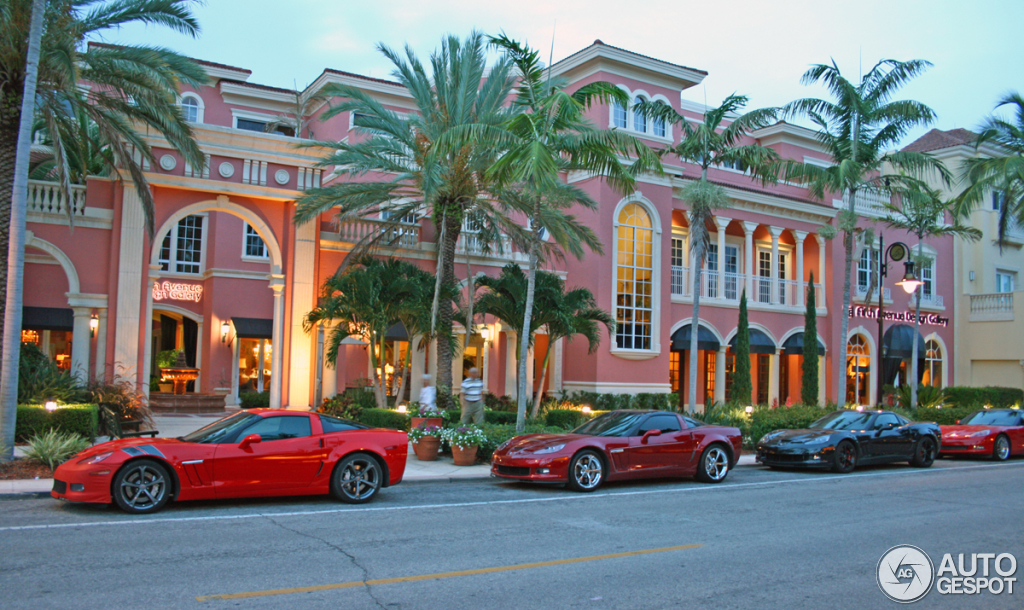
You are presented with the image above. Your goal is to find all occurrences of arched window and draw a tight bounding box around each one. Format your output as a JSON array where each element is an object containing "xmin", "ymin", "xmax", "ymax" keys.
[
  {"xmin": 846, "ymin": 334, "xmax": 871, "ymax": 405},
  {"xmin": 615, "ymin": 203, "xmax": 653, "ymax": 350},
  {"xmin": 180, "ymin": 95, "xmax": 202, "ymax": 123},
  {"xmin": 652, "ymin": 101, "xmax": 666, "ymax": 137},
  {"xmin": 923, "ymin": 340, "xmax": 943, "ymax": 387},
  {"xmin": 633, "ymin": 97, "xmax": 647, "ymax": 133},
  {"xmin": 612, "ymin": 100, "xmax": 627, "ymax": 129}
]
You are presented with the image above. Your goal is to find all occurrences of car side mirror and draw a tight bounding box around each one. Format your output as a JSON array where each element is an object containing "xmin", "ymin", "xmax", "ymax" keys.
[
  {"xmin": 239, "ymin": 434, "xmax": 262, "ymax": 450},
  {"xmin": 641, "ymin": 429, "xmax": 661, "ymax": 443}
]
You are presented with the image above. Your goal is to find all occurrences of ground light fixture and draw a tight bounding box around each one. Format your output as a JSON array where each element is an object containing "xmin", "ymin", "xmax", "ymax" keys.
[
  {"xmin": 397, "ymin": 404, "xmax": 408, "ymax": 413},
  {"xmin": 220, "ymin": 320, "xmax": 230, "ymax": 343},
  {"xmin": 581, "ymin": 406, "xmax": 592, "ymax": 415},
  {"xmin": 45, "ymin": 400, "xmax": 58, "ymax": 412},
  {"xmin": 89, "ymin": 313, "xmax": 98, "ymax": 338},
  {"xmin": 895, "ymin": 260, "xmax": 923, "ymax": 294},
  {"xmin": 745, "ymin": 406, "xmax": 754, "ymax": 415}
]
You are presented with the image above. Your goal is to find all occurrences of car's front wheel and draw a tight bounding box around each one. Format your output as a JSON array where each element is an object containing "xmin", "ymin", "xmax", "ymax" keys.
[
  {"xmin": 695, "ymin": 445, "xmax": 730, "ymax": 483},
  {"xmin": 831, "ymin": 441, "xmax": 857, "ymax": 474},
  {"xmin": 993, "ymin": 435, "xmax": 1011, "ymax": 461},
  {"xmin": 331, "ymin": 453, "xmax": 382, "ymax": 504},
  {"xmin": 112, "ymin": 459, "xmax": 171, "ymax": 514},
  {"xmin": 910, "ymin": 436, "xmax": 937, "ymax": 468},
  {"xmin": 566, "ymin": 450, "xmax": 604, "ymax": 492}
]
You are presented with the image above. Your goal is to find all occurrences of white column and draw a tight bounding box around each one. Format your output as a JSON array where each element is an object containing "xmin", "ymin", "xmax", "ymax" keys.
[
  {"xmin": 481, "ymin": 336, "xmax": 491, "ymax": 394},
  {"xmin": 505, "ymin": 332, "xmax": 517, "ymax": 397},
  {"xmin": 94, "ymin": 308, "xmax": 107, "ymax": 381},
  {"xmin": 794, "ymin": 230, "xmax": 808, "ymax": 308},
  {"xmin": 818, "ymin": 235, "xmax": 827, "ymax": 310},
  {"xmin": 552, "ymin": 337, "xmax": 564, "ymax": 397},
  {"xmin": 410, "ymin": 335, "xmax": 425, "ymax": 400},
  {"xmin": 69, "ymin": 307, "xmax": 92, "ymax": 382},
  {"xmin": 195, "ymin": 319, "xmax": 204, "ymax": 392},
  {"xmin": 141, "ymin": 264, "xmax": 160, "ymax": 398},
  {"xmin": 715, "ymin": 217, "xmax": 731, "ymax": 299},
  {"xmin": 742, "ymin": 221, "xmax": 757, "ymax": 300},
  {"xmin": 818, "ymin": 354, "xmax": 827, "ymax": 406},
  {"xmin": 230, "ymin": 338, "xmax": 240, "ymax": 406},
  {"xmin": 769, "ymin": 226, "xmax": 783, "ymax": 305},
  {"xmin": 768, "ymin": 348, "xmax": 781, "ymax": 406},
  {"xmin": 682, "ymin": 230, "xmax": 691, "ymax": 296},
  {"xmin": 714, "ymin": 346, "xmax": 727, "ymax": 404},
  {"xmin": 112, "ymin": 186, "xmax": 146, "ymax": 389},
  {"xmin": 269, "ymin": 276, "xmax": 285, "ymax": 409},
  {"xmin": 287, "ymin": 220, "xmax": 317, "ymax": 408}
]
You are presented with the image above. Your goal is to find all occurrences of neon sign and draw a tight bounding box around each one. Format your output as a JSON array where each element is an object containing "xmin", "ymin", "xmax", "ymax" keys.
[
  {"xmin": 153, "ymin": 281, "xmax": 203, "ymax": 303},
  {"xmin": 848, "ymin": 306, "xmax": 948, "ymax": 327}
]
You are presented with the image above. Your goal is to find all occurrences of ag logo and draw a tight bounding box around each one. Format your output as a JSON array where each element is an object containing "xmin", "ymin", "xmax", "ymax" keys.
[{"xmin": 877, "ymin": 545, "xmax": 935, "ymax": 603}]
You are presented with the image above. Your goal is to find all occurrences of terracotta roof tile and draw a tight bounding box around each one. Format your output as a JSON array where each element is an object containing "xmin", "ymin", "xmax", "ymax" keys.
[
  {"xmin": 902, "ymin": 128, "xmax": 978, "ymax": 153},
  {"xmin": 86, "ymin": 42, "xmax": 252, "ymax": 76}
]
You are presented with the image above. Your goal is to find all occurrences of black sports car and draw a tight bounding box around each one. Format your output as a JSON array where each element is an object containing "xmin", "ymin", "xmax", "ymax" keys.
[{"xmin": 755, "ymin": 410, "xmax": 941, "ymax": 473}]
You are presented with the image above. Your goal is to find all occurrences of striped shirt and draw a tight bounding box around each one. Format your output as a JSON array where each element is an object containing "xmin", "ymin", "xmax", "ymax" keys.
[{"xmin": 461, "ymin": 377, "xmax": 484, "ymax": 402}]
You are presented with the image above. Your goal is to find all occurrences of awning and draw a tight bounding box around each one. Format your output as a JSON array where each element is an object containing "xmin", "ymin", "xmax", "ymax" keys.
[
  {"xmin": 385, "ymin": 322, "xmax": 408, "ymax": 341},
  {"xmin": 882, "ymin": 324, "xmax": 926, "ymax": 359},
  {"xmin": 729, "ymin": 329, "xmax": 777, "ymax": 354},
  {"xmin": 782, "ymin": 332, "xmax": 826, "ymax": 356},
  {"xmin": 671, "ymin": 323, "xmax": 720, "ymax": 351},
  {"xmin": 232, "ymin": 317, "xmax": 273, "ymax": 340},
  {"xmin": 23, "ymin": 307, "xmax": 73, "ymax": 331}
]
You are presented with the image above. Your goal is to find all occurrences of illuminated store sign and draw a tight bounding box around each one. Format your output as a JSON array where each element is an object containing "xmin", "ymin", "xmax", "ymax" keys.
[
  {"xmin": 153, "ymin": 281, "xmax": 203, "ymax": 303},
  {"xmin": 848, "ymin": 305, "xmax": 948, "ymax": 327}
]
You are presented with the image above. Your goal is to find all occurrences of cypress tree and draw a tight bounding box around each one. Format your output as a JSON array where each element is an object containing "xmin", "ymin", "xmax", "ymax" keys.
[
  {"xmin": 801, "ymin": 272, "xmax": 819, "ymax": 406},
  {"xmin": 731, "ymin": 289, "xmax": 752, "ymax": 405}
]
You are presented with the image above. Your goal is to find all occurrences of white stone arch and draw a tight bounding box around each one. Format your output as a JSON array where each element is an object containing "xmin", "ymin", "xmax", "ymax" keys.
[
  {"xmin": 847, "ymin": 325, "xmax": 878, "ymax": 406},
  {"xmin": 146, "ymin": 195, "xmax": 286, "ymax": 408},
  {"xmin": 27, "ymin": 234, "xmax": 80, "ymax": 294},
  {"xmin": 922, "ymin": 331, "xmax": 949, "ymax": 389},
  {"xmin": 668, "ymin": 317, "xmax": 725, "ymax": 346},
  {"xmin": 178, "ymin": 91, "xmax": 205, "ymax": 124},
  {"xmin": 151, "ymin": 302, "xmax": 204, "ymax": 324},
  {"xmin": 611, "ymin": 192, "xmax": 663, "ymax": 359}
]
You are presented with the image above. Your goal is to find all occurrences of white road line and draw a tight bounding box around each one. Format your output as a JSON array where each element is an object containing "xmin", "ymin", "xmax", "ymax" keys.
[{"xmin": 3, "ymin": 461, "xmax": 1022, "ymax": 533}]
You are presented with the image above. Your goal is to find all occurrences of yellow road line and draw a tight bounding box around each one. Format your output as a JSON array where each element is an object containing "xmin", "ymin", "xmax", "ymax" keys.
[{"xmin": 196, "ymin": 543, "xmax": 703, "ymax": 602}]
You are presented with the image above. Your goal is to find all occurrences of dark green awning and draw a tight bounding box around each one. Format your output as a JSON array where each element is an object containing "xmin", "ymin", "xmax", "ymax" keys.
[
  {"xmin": 882, "ymin": 324, "xmax": 926, "ymax": 359},
  {"xmin": 23, "ymin": 307, "xmax": 73, "ymax": 331},
  {"xmin": 729, "ymin": 329, "xmax": 777, "ymax": 354},
  {"xmin": 232, "ymin": 317, "xmax": 273, "ymax": 339},
  {"xmin": 671, "ymin": 324, "xmax": 720, "ymax": 351},
  {"xmin": 782, "ymin": 332, "xmax": 826, "ymax": 356}
]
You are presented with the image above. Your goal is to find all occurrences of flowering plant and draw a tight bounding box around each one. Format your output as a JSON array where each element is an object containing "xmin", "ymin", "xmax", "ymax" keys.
[
  {"xmin": 407, "ymin": 424, "xmax": 442, "ymax": 444},
  {"xmin": 409, "ymin": 402, "xmax": 441, "ymax": 418},
  {"xmin": 441, "ymin": 425, "xmax": 486, "ymax": 449}
]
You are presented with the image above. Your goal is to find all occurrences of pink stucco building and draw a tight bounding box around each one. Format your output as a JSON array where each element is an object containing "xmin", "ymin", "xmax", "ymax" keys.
[{"xmin": 22, "ymin": 40, "xmax": 956, "ymax": 411}]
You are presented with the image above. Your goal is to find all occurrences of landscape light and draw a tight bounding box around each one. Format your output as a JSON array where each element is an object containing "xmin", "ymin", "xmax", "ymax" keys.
[
  {"xmin": 45, "ymin": 400, "xmax": 58, "ymax": 412},
  {"xmin": 581, "ymin": 406, "xmax": 592, "ymax": 415},
  {"xmin": 397, "ymin": 404, "xmax": 407, "ymax": 414},
  {"xmin": 745, "ymin": 406, "xmax": 754, "ymax": 415}
]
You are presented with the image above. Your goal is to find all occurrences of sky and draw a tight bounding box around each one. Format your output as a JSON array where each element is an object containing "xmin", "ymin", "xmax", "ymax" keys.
[{"xmin": 98, "ymin": 0, "xmax": 1024, "ymax": 148}]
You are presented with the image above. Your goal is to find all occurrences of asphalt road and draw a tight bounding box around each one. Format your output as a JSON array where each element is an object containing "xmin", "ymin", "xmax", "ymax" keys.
[{"xmin": 1, "ymin": 458, "xmax": 1023, "ymax": 610}]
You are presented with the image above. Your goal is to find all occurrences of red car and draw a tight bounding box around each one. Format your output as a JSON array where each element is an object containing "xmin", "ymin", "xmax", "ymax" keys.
[
  {"xmin": 52, "ymin": 409, "xmax": 408, "ymax": 513},
  {"xmin": 940, "ymin": 408, "xmax": 1024, "ymax": 461},
  {"xmin": 491, "ymin": 410, "xmax": 743, "ymax": 491}
]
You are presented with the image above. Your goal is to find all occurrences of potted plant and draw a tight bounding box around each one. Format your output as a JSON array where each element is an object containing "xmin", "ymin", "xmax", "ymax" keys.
[
  {"xmin": 409, "ymin": 402, "xmax": 443, "ymax": 430},
  {"xmin": 155, "ymin": 349, "xmax": 181, "ymax": 393},
  {"xmin": 442, "ymin": 425, "xmax": 486, "ymax": 466},
  {"xmin": 408, "ymin": 423, "xmax": 442, "ymax": 461}
]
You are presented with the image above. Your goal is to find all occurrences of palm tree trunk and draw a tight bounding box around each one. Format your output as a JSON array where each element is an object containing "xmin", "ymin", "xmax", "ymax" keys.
[
  {"xmin": 1, "ymin": 0, "xmax": 46, "ymax": 461},
  {"xmin": 464, "ymin": 254, "xmax": 474, "ymax": 350},
  {"xmin": 435, "ymin": 210, "xmax": 461, "ymax": 410},
  {"xmin": 531, "ymin": 337, "xmax": 554, "ymax": 418},
  {"xmin": 910, "ymin": 236, "xmax": 923, "ymax": 407},
  {"xmin": 837, "ymin": 188, "xmax": 857, "ymax": 407},
  {"xmin": 516, "ymin": 202, "xmax": 542, "ymax": 433},
  {"xmin": 688, "ymin": 239, "xmax": 703, "ymax": 414},
  {"xmin": 0, "ymin": 109, "xmax": 19, "ymax": 360},
  {"xmin": 394, "ymin": 343, "xmax": 412, "ymax": 405}
]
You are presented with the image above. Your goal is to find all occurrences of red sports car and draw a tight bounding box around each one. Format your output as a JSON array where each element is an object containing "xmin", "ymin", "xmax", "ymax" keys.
[
  {"xmin": 491, "ymin": 410, "xmax": 743, "ymax": 491},
  {"xmin": 52, "ymin": 409, "xmax": 408, "ymax": 513},
  {"xmin": 940, "ymin": 408, "xmax": 1024, "ymax": 461}
]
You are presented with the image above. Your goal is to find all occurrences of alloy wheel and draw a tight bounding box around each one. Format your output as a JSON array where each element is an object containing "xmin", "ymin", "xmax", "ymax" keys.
[
  {"xmin": 995, "ymin": 436, "xmax": 1011, "ymax": 461},
  {"xmin": 704, "ymin": 447, "xmax": 729, "ymax": 481},
  {"xmin": 340, "ymin": 458, "xmax": 380, "ymax": 501},
  {"xmin": 119, "ymin": 464, "xmax": 166, "ymax": 510},
  {"xmin": 573, "ymin": 454, "xmax": 603, "ymax": 490}
]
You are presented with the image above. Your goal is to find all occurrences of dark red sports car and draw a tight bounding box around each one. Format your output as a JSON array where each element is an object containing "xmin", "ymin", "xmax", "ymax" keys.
[
  {"xmin": 52, "ymin": 409, "xmax": 408, "ymax": 513},
  {"xmin": 940, "ymin": 408, "xmax": 1024, "ymax": 460},
  {"xmin": 491, "ymin": 410, "xmax": 743, "ymax": 491}
]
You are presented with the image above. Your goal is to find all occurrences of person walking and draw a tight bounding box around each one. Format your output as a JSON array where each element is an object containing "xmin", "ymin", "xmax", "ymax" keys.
[
  {"xmin": 460, "ymin": 367, "xmax": 485, "ymax": 425},
  {"xmin": 418, "ymin": 374, "xmax": 439, "ymax": 416}
]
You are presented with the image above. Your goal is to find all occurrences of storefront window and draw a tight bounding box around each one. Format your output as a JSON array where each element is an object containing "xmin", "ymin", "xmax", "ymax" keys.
[
  {"xmin": 923, "ymin": 340, "xmax": 943, "ymax": 387},
  {"xmin": 615, "ymin": 203, "xmax": 653, "ymax": 350},
  {"xmin": 846, "ymin": 334, "xmax": 871, "ymax": 405},
  {"xmin": 239, "ymin": 338, "xmax": 272, "ymax": 393}
]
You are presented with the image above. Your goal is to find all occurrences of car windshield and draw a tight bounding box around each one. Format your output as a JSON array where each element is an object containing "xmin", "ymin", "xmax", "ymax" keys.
[
  {"xmin": 960, "ymin": 411, "xmax": 1021, "ymax": 426},
  {"xmin": 572, "ymin": 412, "xmax": 646, "ymax": 437},
  {"xmin": 179, "ymin": 413, "xmax": 259, "ymax": 444},
  {"xmin": 810, "ymin": 411, "xmax": 875, "ymax": 431}
]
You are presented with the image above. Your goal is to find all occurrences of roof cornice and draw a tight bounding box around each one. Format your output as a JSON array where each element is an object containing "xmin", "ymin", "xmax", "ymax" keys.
[{"xmin": 550, "ymin": 43, "xmax": 706, "ymax": 92}]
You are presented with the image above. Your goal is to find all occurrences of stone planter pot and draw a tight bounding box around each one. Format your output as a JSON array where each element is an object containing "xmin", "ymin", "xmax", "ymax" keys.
[
  {"xmin": 157, "ymin": 383, "xmax": 173, "ymax": 393},
  {"xmin": 412, "ymin": 436, "xmax": 441, "ymax": 461},
  {"xmin": 411, "ymin": 417, "xmax": 443, "ymax": 429},
  {"xmin": 451, "ymin": 444, "xmax": 478, "ymax": 466}
]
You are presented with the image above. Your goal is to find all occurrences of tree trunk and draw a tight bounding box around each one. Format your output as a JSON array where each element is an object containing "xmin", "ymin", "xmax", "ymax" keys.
[
  {"xmin": 837, "ymin": 226, "xmax": 854, "ymax": 407},
  {"xmin": 0, "ymin": 100, "xmax": 22, "ymax": 365},
  {"xmin": 464, "ymin": 254, "xmax": 474, "ymax": 349},
  {"xmin": 394, "ymin": 342, "xmax": 411, "ymax": 405},
  {"xmin": 531, "ymin": 337, "xmax": 554, "ymax": 418},
  {"xmin": 435, "ymin": 210, "xmax": 461, "ymax": 410},
  {"xmin": 516, "ymin": 201, "xmax": 542, "ymax": 433},
  {"xmin": 688, "ymin": 238, "xmax": 703, "ymax": 414},
  {"xmin": 910, "ymin": 236, "xmax": 923, "ymax": 407},
  {"xmin": 1, "ymin": 0, "xmax": 46, "ymax": 461}
]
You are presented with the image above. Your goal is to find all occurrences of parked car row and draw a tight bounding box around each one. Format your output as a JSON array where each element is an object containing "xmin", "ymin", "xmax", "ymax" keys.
[{"xmin": 50, "ymin": 407, "xmax": 1022, "ymax": 514}]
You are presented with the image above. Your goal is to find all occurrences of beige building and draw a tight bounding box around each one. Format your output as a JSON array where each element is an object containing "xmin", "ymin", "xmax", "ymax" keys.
[{"xmin": 903, "ymin": 129, "xmax": 1024, "ymax": 389}]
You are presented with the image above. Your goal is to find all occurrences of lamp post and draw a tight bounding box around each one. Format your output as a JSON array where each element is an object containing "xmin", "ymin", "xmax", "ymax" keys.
[{"xmin": 875, "ymin": 234, "xmax": 919, "ymax": 405}]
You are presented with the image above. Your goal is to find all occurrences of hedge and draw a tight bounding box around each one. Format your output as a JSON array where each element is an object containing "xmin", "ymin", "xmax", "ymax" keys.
[
  {"xmin": 545, "ymin": 409, "xmax": 586, "ymax": 429},
  {"xmin": 477, "ymin": 423, "xmax": 566, "ymax": 460},
  {"xmin": 16, "ymin": 404, "xmax": 98, "ymax": 442},
  {"xmin": 357, "ymin": 408, "xmax": 410, "ymax": 431},
  {"xmin": 238, "ymin": 391, "xmax": 270, "ymax": 409},
  {"xmin": 912, "ymin": 405, "xmax": 978, "ymax": 426},
  {"xmin": 943, "ymin": 386, "xmax": 1023, "ymax": 409},
  {"xmin": 561, "ymin": 391, "xmax": 678, "ymax": 411},
  {"xmin": 440, "ymin": 409, "xmax": 519, "ymax": 425}
]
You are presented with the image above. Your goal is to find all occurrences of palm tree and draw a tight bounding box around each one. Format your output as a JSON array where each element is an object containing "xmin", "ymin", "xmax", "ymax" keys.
[
  {"xmin": 29, "ymin": 108, "xmax": 113, "ymax": 182},
  {"xmin": 1, "ymin": 0, "xmax": 45, "ymax": 462},
  {"xmin": 882, "ymin": 186, "xmax": 980, "ymax": 406},
  {"xmin": 638, "ymin": 94, "xmax": 779, "ymax": 413},
  {"xmin": 487, "ymin": 35, "xmax": 660, "ymax": 431},
  {"xmin": 304, "ymin": 257, "xmax": 426, "ymax": 409},
  {"xmin": 955, "ymin": 92, "xmax": 1024, "ymax": 245},
  {"xmin": 780, "ymin": 59, "xmax": 949, "ymax": 406},
  {"xmin": 264, "ymin": 85, "xmax": 329, "ymax": 139},
  {"xmin": 294, "ymin": 32, "xmax": 525, "ymax": 410}
]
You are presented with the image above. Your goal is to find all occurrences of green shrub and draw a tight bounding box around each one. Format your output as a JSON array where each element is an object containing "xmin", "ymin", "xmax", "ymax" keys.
[
  {"xmin": 943, "ymin": 386, "xmax": 1023, "ymax": 409},
  {"xmin": 748, "ymin": 406, "xmax": 830, "ymax": 447},
  {"xmin": 17, "ymin": 343, "xmax": 84, "ymax": 404},
  {"xmin": 155, "ymin": 349, "xmax": 183, "ymax": 368},
  {"xmin": 545, "ymin": 409, "xmax": 586, "ymax": 429},
  {"xmin": 484, "ymin": 393, "xmax": 515, "ymax": 412},
  {"xmin": 343, "ymin": 387, "xmax": 378, "ymax": 411},
  {"xmin": 700, "ymin": 404, "xmax": 751, "ymax": 440},
  {"xmin": 23, "ymin": 429, "xmax": 92, "ymax": 470},
  {"xmin": 85, "ymin": 376, "xmax": 152, "ymax": 438},
  {"xmin": 892, "ymin": 384, "xmax": 946, "ymax": 410},
  {"xmin": 15, "ymin": 404, "xmax": 98, "ymax": 442},
  {"xmin": 912, "ymin": 405, "xmax": 977, "ymax": 426},
  {"xmin": 358, "ymin": 408, "xmax": 410, "ymax": 431},
  {"xmin": 318, "ymin": 394, "xmax": 363, "ymax": 421},
  {"xmin": 561, "ymin": 391, "xmax": 677, "ymax": 412},
  {"xmin": 239, "ymin": 391, "xmax": 270, "ymax": 409},
  {"xmin": 440, "ymin": 409, "xmax": 519, "ymax": 426},
  {"xmin": 478, "ymin": 423, "xmax": 566, "ymax": 460}
]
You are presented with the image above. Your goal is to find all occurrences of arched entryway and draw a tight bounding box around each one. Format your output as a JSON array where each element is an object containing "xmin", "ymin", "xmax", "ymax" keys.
[
  {"xmin": 151, "ymin": 304, "xmax": 202, "ymax": 393},
  {"xmin": 779, "ymin": 330, "xmax": 826, "ymax": 405},
  {"xmin": 726, "ymin": 327, "xmax": 778, "ymax": 405},
  {"xmin": 669, "ymin": 321, "xmax": 722, "ymax": 409},
  {"xmin": 881, "ymin": 324, "xmax": 927, "ymax": 390}
]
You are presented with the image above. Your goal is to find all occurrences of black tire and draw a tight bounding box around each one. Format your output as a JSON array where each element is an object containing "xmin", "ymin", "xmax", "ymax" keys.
[
  {"xmin": 566, "ymin": 450, "xmax": 604, "ymax": 492},
  {"xmin": 831, "ymin": 441, "xmax": 857, "ymax": 474},
  {"xmin": 910, "ymin": 436, "xmax": 938, "ymax": 468},
  {"xmin": 695, "ymin": 444, "xmax": 730, "ymax": 483},
  {"xmin": 993, "ymin": 435, "xmax": 1011, "ymax": 461},
  {"xmin": 330, "ymin": 453, "xmax": 382, "ymax": 504},
  {"xmin": 112, "ymin": 459, "xmax": 172, "ymax": 514}
]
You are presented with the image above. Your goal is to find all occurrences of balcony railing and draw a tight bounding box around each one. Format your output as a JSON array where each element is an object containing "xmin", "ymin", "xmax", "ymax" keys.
[
  {"xmin": 671, "ymin": 266, "xmax": 823, "ymax": 307},
  {"xmin": 910, "ymin": 292, "xmax": 944, "ymax": 308},
  {"xmin": 456, "ymin": 232, "xmax": 514, "ymax": 257},
  {"xmin": 970, "ymin": 292, "xmax": 1014, "ymax": 318},
  {"xmin": 854, "ymin": 284, "xmax": 891, "ymax": 302},
  {"xmin": 27, "ymin": 180, "xmax": 87, "ymax": 217},
  {"xmin": 336, "ymin": 218, "xmax": 420, "ymax": 249},
  {"xmin": 833, "ymin": 189, "xmax": 891, "ymax": 218}
]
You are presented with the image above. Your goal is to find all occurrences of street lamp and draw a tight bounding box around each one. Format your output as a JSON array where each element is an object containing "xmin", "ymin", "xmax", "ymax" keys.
[
  {"xmin": 874, "ymin": 235, "xmax": 915, "ymax": 405},
  {"xmin": 895, "ymin": 260, "xmax": 922, "ymax": 294}
]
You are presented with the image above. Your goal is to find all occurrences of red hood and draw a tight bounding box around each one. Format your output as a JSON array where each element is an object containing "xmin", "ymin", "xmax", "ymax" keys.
[
  {"xmin": 504, "ymin": 433, "xmax": 586, "ymax": 453},
  {"xmin": 940, "ymin": 424, "xmax": 1003, "ymax": 436},
  {"xmin": 74, "ymin": 437, "xmax": 187, "ymax": 460}
]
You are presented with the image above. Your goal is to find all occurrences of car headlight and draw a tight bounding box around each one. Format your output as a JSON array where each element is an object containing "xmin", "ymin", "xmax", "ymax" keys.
[
  {"xmin": 968, "ymin": 430, "xmax": 992, "ymax": 437},
  {"xmin": 758, "ymin": 432, "xmax": 782, "ymax": 444},
  {"xmin": 78, "ymin": 451, "xmax": 114, "ymax": 465},
  {"xmin": 801, "ymin": 435, "xmax": 832, "ymax": 444},
  {"xmin": 532, "ymin": 443, "xmax": 566, "ymax": 454}
]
